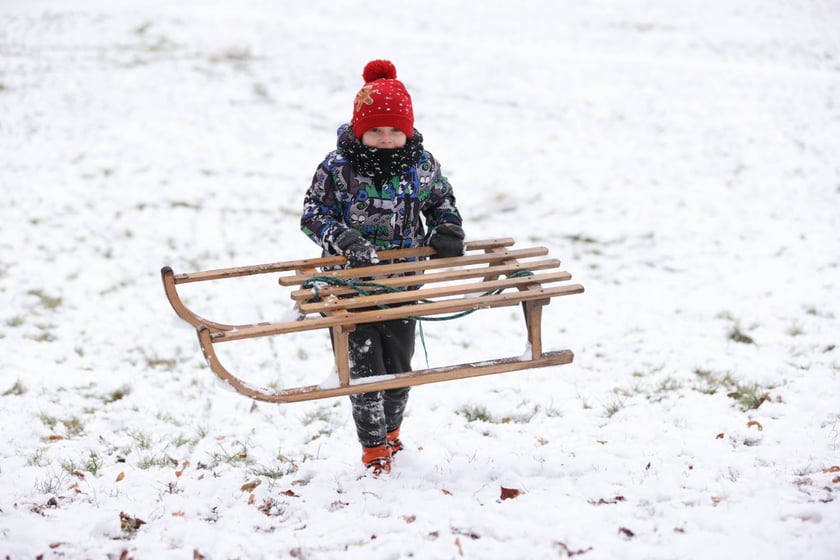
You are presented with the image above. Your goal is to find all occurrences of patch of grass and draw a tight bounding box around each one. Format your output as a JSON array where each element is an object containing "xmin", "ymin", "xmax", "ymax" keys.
[
  {"xmin": 85, "ymin": 451, "xmax": 104, "ymax": 475},
  {"xmin": 169, "ymin": 200, "xmax": 202, "ymax": 210},
  {"xmin": 6, "ymin": 316, "xmax": 24, "ymax": 327},
  {"xmin": 692, "ymin": 368, "xmax": 770, "ymax": 411},
  {"xmin": 3, "ymin": 379, "xmax": 26, "ymax": 396},
  {"xmin": 726, "ymin": 383, "xmax": 770, "ymax": 411},
  {"xmin": 456, "ymin": 403, "xmax": 491, "ymax": 422},
  {"xmin": 39, "ymin": 412, "xmax": 58, "ymax": 430},
  {"xmin": 60, "ymin": 458, "xmax": 79, "ymax": 475},
  {"xmin": 728, "ymin": 325, "xmax": 755, "ymax": 344},
  {"xmin": 39, "ymin": 414, "xmax": 85, "ymax": 438},
  {"xmin": 27, "ymin": 448, "xmax": 49, "ymax": 467},
  {"xmin": 105, "ymin": 385, "xmax": 132, "ymax": 403},
  {"xmin": 250, "ymin": 459, "xmax": 298, "ymax": 480},
  {"xmin": 657, "ymin": 377, "xmax": 682, "ymax": 393},
  {"xmin": 604, "ymin": 397, "xmax": 627, "ymax": 418},
  {"xmin": 63, "ymin": 417, "xmax": 85, "ymax": 438},
  {"xmin": 786, "ymin": 323, "xmax": 805, "ymax": 337},
  {"xmin": 171, "ymin": 433, "xmax": 196, "ymax": 448},
  {"xmin": 27, "ymin": 289, "xmax": 63, "ymax": 310},
  {"xmin": 564, "ymin": 234, "xmax": 600, "ymax": 244},
  {"xmin": 28, "ymin": 325, "xmax": 57, "ymax": 342},
  {"xmin": 137, "ymin": 452, "xmax": 174, "ymax": 470},
  {"xmin": 301, "ymin": 406, "xmax": 333, "ymax": 426},
  {"xmin": 128, "ymin": 430, "xmax": 153, "ymax": 450},
  {"xmin": 145, "ymin": 355, "xmax": 177, "ymax": 370},
  {"xmin": 209, "ymin": 442, "xmax": 249, "ymax": 467},
  {"xmin": 35, "ymin": 472, "xmax": 67, "ymax": 495}
]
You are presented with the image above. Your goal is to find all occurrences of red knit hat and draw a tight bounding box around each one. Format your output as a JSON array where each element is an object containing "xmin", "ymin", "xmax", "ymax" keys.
[{"xmin": 351, "ymin": 60, "xmax": 414, "ymax": 139}]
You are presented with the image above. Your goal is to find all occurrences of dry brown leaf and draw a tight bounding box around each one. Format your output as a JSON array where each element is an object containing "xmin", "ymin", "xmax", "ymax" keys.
[
  {"xmin": 555, "ymin": 541, "xmax": 594, "ymax": 556},
  {"xmin": 281, "ymin": 489, "xmax": 299, "ymax": 497},
  {"xmin": 500, "ymin": 487, "xmax": 523, "ymax": 500},
  {"xmin": 715, "ymin": 433, "xmax": 725, "ymax": 439},
  {"xmin": 172, "ymin": 511, "xmax": 185, "ymax": 517},
  {"xmin": 822, "ymin": 465, "xmax": 840, "ymax": 473},
  {"xmin": 711, "ymin": 496, "xmax": 726, "ymax": 505},
  {"xmin": 247, "ymin": 494, "xmax": 255, "ymax": 505},
  {"xmin": 115, "ymin": 472, "xmax": 125, "ymax": 482},
  {"xmin": 402, "ymin": 514, "xmax": 416, "ymax": 523},
  {"xmin": 618, "ymin": 527, "xmax": 635, "ymax": 539},
  {"xmin": 329, "ymin": 500, "xmax": 349, "ymax": 512},
  {"xmin": 455, "ymin": 536, "xmax": 464, "ymax": 556},
  {"xmin": 596, "ymin": 440, "xmax": 608, "ymax": 445},
  {"xmin": 536, "ymin": 437, "xmax": 549, "ymax": 446},
  {"xmin": 746, "ymin": 420, "xmax": 763, "ymax": 431},
  {"xmin": 442, "ymin": 489, "xmax": 452, "ymax": 495},
  {"xmin": 175, "ymin": 460, "xmax": 190, "ymax": 478},
  {"xmin": 240, "ymin": 479, "xmax": 261, "ymax": 493}
]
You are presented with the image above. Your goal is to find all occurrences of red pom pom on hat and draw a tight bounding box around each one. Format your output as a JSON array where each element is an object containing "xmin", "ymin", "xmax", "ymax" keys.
[
  {"xmin": 363, "ymin": 59, "xmax": 397, "ymax": 82},
  {"xmin": 352, "ymin": 59, "xmax": 414, "ymax": 139}
]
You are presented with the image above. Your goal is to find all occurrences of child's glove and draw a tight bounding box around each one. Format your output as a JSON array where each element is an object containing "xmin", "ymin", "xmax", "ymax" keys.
[
  {"xmin": 335, "ymin": 229, "xmax": 380, "ymax": 267},
  {"xmin": 429, "ymin": 224, "xmax": 465, "ymax": 259}
]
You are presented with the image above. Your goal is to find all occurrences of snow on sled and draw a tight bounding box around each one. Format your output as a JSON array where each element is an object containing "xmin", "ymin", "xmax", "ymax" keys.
[{"xmin": 161, "ymin": 237, "xmax": 584, "ymax": 403}]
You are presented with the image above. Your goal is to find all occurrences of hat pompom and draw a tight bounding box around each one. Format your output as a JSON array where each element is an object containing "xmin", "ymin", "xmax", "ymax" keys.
[{"xmin": 362, "ymin": 60, "xmax": 397, "ymax": 83}]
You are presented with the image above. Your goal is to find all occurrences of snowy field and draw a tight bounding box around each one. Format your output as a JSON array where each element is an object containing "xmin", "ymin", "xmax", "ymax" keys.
[{"xmin": 1, "ymin": 0, "xmax": 839, "ymax": 558}]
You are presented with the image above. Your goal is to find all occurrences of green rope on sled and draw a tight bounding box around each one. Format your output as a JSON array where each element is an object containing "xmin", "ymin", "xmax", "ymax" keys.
[{"xmin": 301, "ymin": 270, "xmax": 535, "ymax": 367}]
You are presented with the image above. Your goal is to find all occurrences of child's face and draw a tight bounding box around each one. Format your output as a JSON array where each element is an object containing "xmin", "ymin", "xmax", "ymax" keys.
[{"xmin": 361, "ymin": 127, "xmax": 407, "ymax": 149}]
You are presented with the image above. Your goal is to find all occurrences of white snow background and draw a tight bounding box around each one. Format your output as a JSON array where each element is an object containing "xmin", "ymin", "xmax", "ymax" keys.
[{"xmin": 1, "ymin": 0, "xmax": 839, "ymax": 558}]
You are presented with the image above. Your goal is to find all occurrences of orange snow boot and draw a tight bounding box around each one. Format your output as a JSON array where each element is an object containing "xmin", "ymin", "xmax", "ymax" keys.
[
  {"xmin": 386, "ymin": 428, "xmax": 404, "ymax": 456},
  {"xmin": 361, "ymin": 444, "xmax": 392, "ymax": 476}
]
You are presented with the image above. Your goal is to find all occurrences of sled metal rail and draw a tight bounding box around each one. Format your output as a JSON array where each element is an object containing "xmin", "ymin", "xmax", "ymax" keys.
[{"xmin": 161, "ymin": 238, "xmax": 584, "ymax": 403}]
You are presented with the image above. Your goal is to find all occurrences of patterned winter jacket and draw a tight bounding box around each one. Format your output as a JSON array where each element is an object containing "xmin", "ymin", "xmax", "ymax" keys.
[{"xmin": 301, "ymin": 124, "xmax": 462, "ymax": 262}]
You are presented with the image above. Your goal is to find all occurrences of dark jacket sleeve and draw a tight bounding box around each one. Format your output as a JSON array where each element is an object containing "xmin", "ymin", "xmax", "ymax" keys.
[
  {"xmin": 421, "ymin": 152, "xmax": 462, "ymax": 232},
  {"xmin": 300, "ymin": 155, "xmax": 351, "ymax": 255}
]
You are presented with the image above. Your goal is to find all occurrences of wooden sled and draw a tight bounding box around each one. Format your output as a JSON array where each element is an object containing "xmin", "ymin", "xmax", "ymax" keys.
[{"xmin": 161, "ymin": 238, "xmax": 584, "ymax": 403}]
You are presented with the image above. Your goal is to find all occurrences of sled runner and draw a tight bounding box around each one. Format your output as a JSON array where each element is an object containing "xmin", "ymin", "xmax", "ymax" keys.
[{"xmin": 161, "ymin": 238, "xmax": 584, "ymax": 403}]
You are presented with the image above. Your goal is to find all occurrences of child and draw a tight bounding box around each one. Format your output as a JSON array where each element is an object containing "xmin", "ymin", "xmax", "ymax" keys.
[{"xmin": 300, "ymin": 59, "xmax": 465, "ymax": 475}]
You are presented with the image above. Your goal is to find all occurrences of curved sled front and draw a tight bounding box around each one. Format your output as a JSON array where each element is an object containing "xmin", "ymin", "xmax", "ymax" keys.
[{"xmin": 161, "ymin": 266, "xmax": 249, "ymax": 332}]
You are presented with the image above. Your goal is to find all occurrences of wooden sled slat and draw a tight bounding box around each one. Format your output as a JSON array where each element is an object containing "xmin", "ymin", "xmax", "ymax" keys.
[
  {"xmin": 296, "ymin": 270, "xmax": 574, "ymax": 314},
  {"xmin": 198, "ymin": 324, "xmax": 573, "ymax": 403},
  {"xmin": 289, "ymin": 258, "xmax": 562, "ymax": 302},
  {"xmin": 277, "ymin": 246, "xmax": 549, "ymax": 287},
  {"xmin": 210, "ymin": 283, "xmax": 584, "ymax": 343}
]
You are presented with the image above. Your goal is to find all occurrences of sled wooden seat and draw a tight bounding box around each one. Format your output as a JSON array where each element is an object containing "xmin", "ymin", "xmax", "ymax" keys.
[{"xmin": 161, "ymin": 238, "xmax": 584, "ymax": 403}]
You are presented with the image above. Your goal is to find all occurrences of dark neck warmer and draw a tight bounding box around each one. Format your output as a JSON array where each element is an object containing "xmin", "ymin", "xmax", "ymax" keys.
[{"xmin": 338, "ymin": 128, "xmax": 425, "ymax": 185}]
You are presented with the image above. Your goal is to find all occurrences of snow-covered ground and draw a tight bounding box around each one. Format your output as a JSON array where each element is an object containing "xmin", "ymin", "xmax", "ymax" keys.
[{"xmin": 1, "ymin": 1, "xmax": 839, "ymax": 558}]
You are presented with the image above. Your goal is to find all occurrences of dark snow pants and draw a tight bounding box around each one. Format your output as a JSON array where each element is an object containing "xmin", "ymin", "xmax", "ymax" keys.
[{"xmin": 344, "ymin": 318, "xmax": 416, "ymax": 448}]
